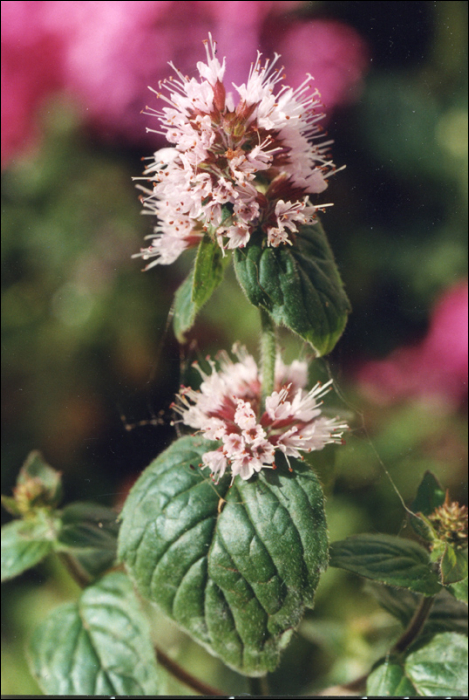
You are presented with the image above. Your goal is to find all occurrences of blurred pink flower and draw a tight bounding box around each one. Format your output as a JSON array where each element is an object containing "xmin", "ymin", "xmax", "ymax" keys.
[
  {"xmin": 357, "ymin": 281, "xmax": 469, "ymax": 407},
  {"xmin": 1, "ymin": 0, "xmax": 368, "ymax": 168},
  {"xmin": 1, "ymin": 1, "xmax": 64, "ymax": 168},
  {"xmin": 267, "ymin": 19, "xmax": 370, "ymax": 110}
]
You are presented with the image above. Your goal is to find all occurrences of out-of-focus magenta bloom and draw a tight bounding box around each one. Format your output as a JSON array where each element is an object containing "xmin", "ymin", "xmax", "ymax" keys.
[
  {"xmin": 357, "ymin": 281, "xmax": 469, "ymax": 407},
  {"xmin": 269, "ymin": 20, "xmax": 369, "ymax": 110},
  {"xmin": 1, "ymin": 1, "xmax": 64, "ymax": 168},
  {"xmin": 1, "ymin": 0, "xmax": 368, "ymax": 168}
]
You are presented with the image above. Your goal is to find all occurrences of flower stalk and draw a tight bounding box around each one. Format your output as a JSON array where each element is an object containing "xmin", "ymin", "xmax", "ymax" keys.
[
  {"xmin": 248, "ymin": 675, "xmax": 270, "ymax": 696},
  {"xmin": 391, "ymin": 594, "xmax": 436, "ymax": 655},
  {"xmin": 260, "ymin": 307, "xmax": 276, "ymax": 407}
]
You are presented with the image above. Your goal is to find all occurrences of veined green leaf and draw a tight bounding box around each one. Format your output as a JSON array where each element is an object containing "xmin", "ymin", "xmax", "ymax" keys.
[
  {"xmin": 367, "ymin": 659, "xmax": 417, "ymax": 696},
  {"xmin": 174, "ymin": 237, "xmax": 230, "ymax": 342},
  {"xmin": 405, "ymin": 632, "xmax": 468, "ymax": 696},
  {"xmin": 368, "ymin": 633, "xmax": 468, "ymax": 697},
  {"xmin": 410, "ymin": 471, "xmax": 445, "ymax": 541},
  {"xmin": 118, "ymin": 435, "xmax": 328, "ymax": 676},
  {"xmin": 329, "ymin": 534, "xmax": 441, "ymax": 596},
  {"xmin": 27, "ymin": 572, "xmax": 160, "ymax": 696},
  {"xmin": 448, "ymin": 577, "xmax": 468, "ymax": 606},
  {"xmin": 57, "ymin": 502, "xmax": 120, "ymax": 581},
  {"xmin": 233, "ymin": 221, "xmax": 350, "ymax": 356},
  {"xmin": 192, "ymin": 235, "xmax": 230, "ymax": 308},
  {"xmin": 1, "ymin": 515, "xmax": 57, "ymax": 582},
  {"xmin": 441, "ymin": 546, "xmax": 468, "ymax": 585},
  {"xmin": 173, "ymin": 269, "xmax": 197, "ymax": 343}
]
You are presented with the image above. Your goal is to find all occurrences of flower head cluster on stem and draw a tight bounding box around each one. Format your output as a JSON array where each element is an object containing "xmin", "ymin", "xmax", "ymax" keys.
[
  {"xmin": 134, "ymin": 34, "xmax": 339, "ymax": 268},
  {"xmin": 172, "ymin": 345, "xmax": 348, "ymax": 483},
  {"xmin": 429, "ymin": 492, "xmax": 468, "ymax": 549}
]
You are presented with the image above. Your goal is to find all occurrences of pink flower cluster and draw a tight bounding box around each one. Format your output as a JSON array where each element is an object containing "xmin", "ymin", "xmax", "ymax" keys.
[
  {"xmin": 2, "ymin": 2, "xmax": 368, "ymax": 169},
  {"xmin": 173, "ymin": 346, "xmax": 347, "ymax": 482},
  {"xmin": 134, "ymin": 34, "xmax": 340, "ymax": 268},
  {"xmin": 357, "ymin": 281, "xmax": 468, "ymax": 408}
]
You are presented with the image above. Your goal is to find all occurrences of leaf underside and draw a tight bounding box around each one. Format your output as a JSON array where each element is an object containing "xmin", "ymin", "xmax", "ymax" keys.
[{"xmin": 118, "ymin": 435, "xmax": 328, "ymax": 676}]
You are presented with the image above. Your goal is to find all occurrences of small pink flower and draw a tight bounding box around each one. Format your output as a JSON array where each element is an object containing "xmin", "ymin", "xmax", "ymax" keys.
[
  {"xmin": 134, "ymin": 34, "xmax": 340, "ymax": 269},
  {"xmin": 172, "ymin": 345, "xmax": 347, "ymax": 482}
]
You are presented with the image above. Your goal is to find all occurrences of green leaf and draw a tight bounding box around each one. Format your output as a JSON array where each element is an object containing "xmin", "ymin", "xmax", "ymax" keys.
[
  {"xmin": 192, "ymin": 235, "xmax": 230, "ymax": 308},
  {"xmin": 1, "ymin": 495, "xmax": 23, "ymax": 517},
  {"xmin": 441, "ymin": 546, "xmax": 468, "ymax": 585},
  {"xmin": 412, "ymin": 471, "xmax": 446, "ymax": 516},
  {"xmin": 448, "ymin": 577, "xmax": 468, "ymax": 606},
  {"xmin": 173, "ymin": 238, "xmax": 230, "ymax": 343},
  {"xmin": 405, "ymin": 632, "xmax": 468, "ymax": 696},
  {"xmin": 367, "ymin": 583, "xmax": 468, "ymax": 636},
  {"xmin": 27, "ymin": 572, "xmax": 160, "ymax": 695},
  {"xmin": 173, "ymin": 269, "xmax": 197, "ymax": 343},
  {"xmin": 367, "ymin": 658, "xmax": 417, "ymax": 696},
  {"xmin": 17, "ymin": 451, "xmax": 62, "ymax": 497},
  {"xmin": 233, "ymin": 221, "xmax": 351, "ymax": 356},
  {"xmin": 329, "ymin": 534, "xmax": 442, "ymax": 596},
  {"xmin": 1, "ymin": 516, "xmax": 57, "ymax": 582},
  {"xmin": 57, "ymin": 502, "xmax": 120, "ymax": 580},
  {"xmin": 368, "ymin": 633, "xmax": 468, "ymax": 697},
  {"xmin": 410, "ymin": 471, "xmax": 445, "ymax": 541},
  {"xmin": 118, "ymin": 435, "xmax": 328, "ymax": 676}
]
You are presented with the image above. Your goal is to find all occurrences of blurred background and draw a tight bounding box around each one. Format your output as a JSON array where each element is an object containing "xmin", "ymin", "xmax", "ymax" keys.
[{"xmin": 1, "ymin": 0, "xmax": 467, "ymax": 695}]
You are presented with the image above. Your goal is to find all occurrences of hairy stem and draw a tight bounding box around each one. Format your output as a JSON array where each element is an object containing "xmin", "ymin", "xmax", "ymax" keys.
[
  {"xmin": 248, "ymin": 675, "xmax": 270, "ymax": 696},
  {"xmin": 155, "ymin": 646, "xmax": 223, "ymax": 696},
  {"xmin": 260, "ymin": 307, "xmax": 276, "ymax": 406},
  {"xmin": 391, "ymin": 594, "xmax": 436, "ymax": 655}
]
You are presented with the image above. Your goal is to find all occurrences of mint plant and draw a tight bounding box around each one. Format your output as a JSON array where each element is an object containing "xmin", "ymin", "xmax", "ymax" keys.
[{"xmin": 2, "ymin": 35, "xmax": 467, "ymax": 697}]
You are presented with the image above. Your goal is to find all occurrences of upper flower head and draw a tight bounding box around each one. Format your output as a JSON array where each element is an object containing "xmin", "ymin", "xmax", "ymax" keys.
[
  {"xmin": 172, "ymin": 345, "xmax": 348, "ymax": 483},
  {"xmin": 134, "ymin": 34, "xmax": 339, "ymax": 269}
]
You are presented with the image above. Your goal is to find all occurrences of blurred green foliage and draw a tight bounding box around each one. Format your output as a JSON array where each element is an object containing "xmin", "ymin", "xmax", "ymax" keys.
[{"xmin": 2, "ymin": 1, "xmax": 467, "ymax": 695}]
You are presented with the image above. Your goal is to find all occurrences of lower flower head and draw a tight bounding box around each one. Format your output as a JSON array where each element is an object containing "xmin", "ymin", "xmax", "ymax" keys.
[{"xmin": 172, "ymin": 345, "xmax": 348, "ymax": 483}]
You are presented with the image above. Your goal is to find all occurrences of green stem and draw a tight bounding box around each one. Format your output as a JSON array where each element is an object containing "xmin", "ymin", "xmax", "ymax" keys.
[
  {"xmin": 248, "ymin": 675, "xmax": 269, "ymax": 696},
  {"xmin": 58, "ymin": 552, "xmax": 91, "ymax": 589},
  {"xmin": 260, "ymin": 308, "xmax": 276, "ymax": 407},
  {"xmin": 391, "ymin": 594, "xmax": 436, "ymax": 655},
  {"xmin": 318, "ymin": 594, "xmax": 437, "ymax": 696}
]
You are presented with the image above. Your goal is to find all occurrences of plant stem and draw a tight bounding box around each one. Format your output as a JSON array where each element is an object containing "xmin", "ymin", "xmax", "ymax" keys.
[
  {"xmin": 155, "ymin": 646, "xmax": 223, "ymax": 696},
  {"xmin": 58, "ymin": 552, "xmax": 91, "ymax": 589},
  {"xmin": 260, "ymin": 307, "xmax": 276, "ymax": 406},
  {"xmin": 248, "ymin": 675, "xmax": 270, "ymax": 696},
  {"xmin": 391, "ymin": 594, "xmax": 436, "ymax": 655},
  {"xmin": 319, "ymin": 594, "xmax": 436, "ymax": 696}
]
